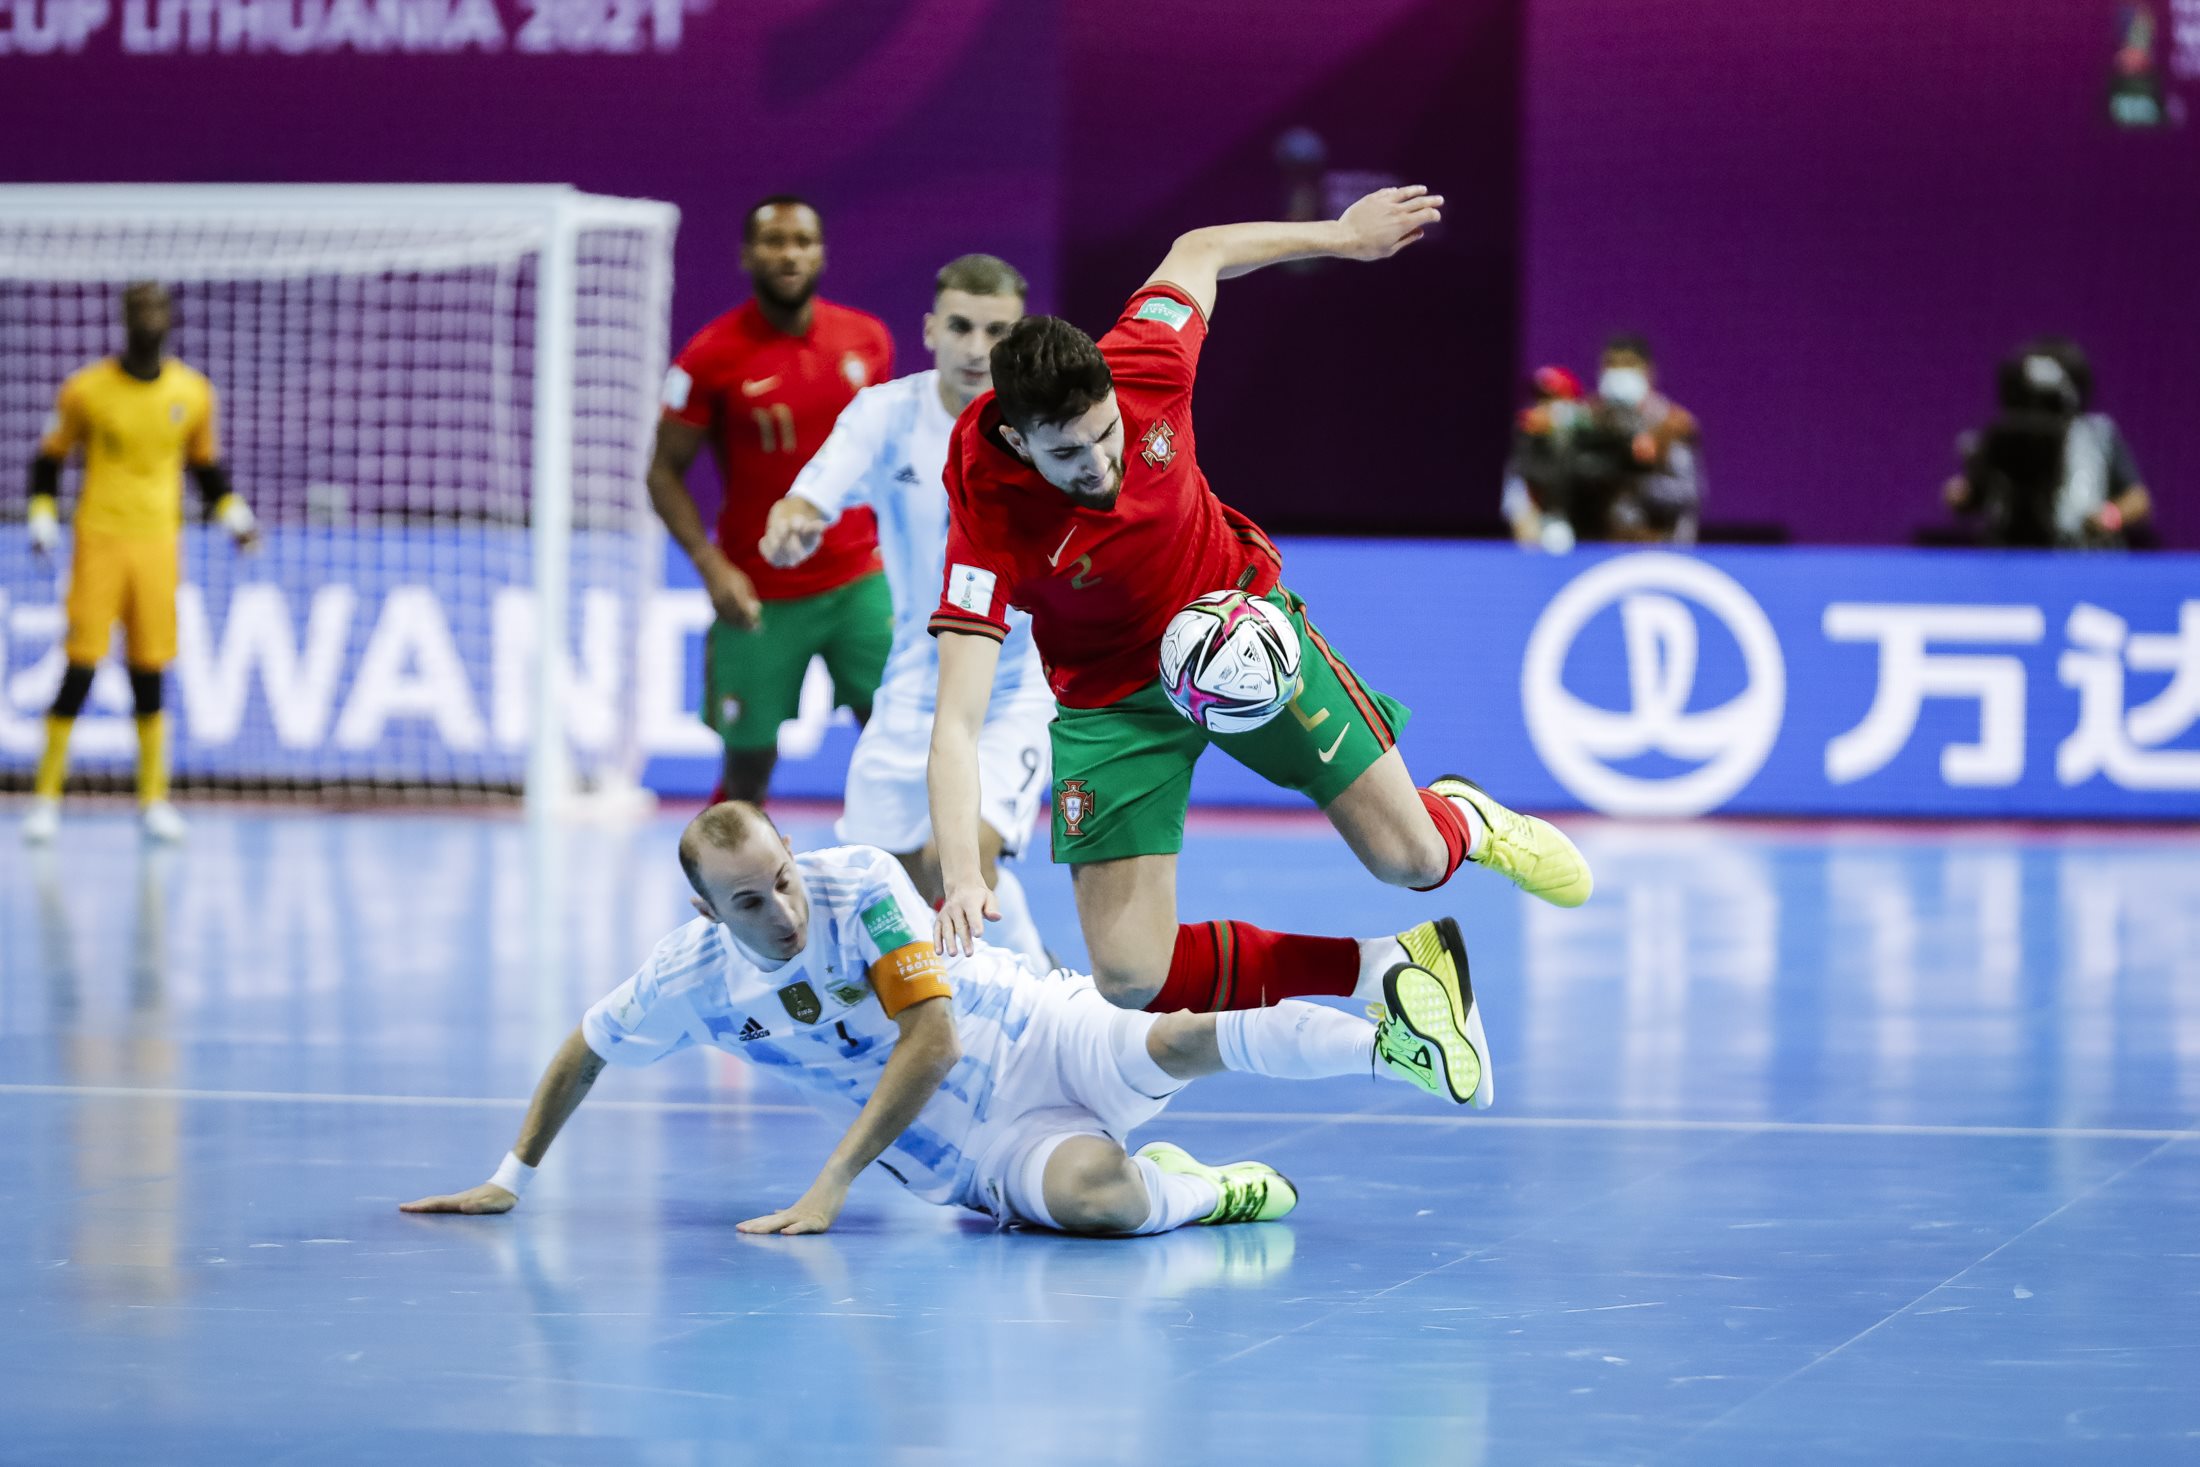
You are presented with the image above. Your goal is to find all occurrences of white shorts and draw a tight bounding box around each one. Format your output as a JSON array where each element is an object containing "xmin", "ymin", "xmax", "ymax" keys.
[
  {"xmin": 958, "ymin": 975, "xmax": 1174, "ymax": 1225},
  {"xmin": 836, "ymin": 679, "xmax": 1055, "ymax": 858}
]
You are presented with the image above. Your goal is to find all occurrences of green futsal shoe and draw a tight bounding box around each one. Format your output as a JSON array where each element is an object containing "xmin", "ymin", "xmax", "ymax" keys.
[
  {"xmin": 1373, "ymin": 954, "xmax": 1495, "ymax": 1110},
  {"xmin": 1432, "ymin": 774, "xmax": 1593, "ymax": 909},
  {"xmin": 1136, "ymin": 1141, "xmax": 1299, "ymax": 1224}
]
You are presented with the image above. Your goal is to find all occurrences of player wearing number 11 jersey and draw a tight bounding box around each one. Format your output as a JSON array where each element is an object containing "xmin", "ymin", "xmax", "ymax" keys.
[
  {"xmin": 925, "ymin": 188, "xmax": 1594, "ymax": 1092},
  {"xmin": 647, "ymin": 196, "xmax": 896, "ymax": 803}
]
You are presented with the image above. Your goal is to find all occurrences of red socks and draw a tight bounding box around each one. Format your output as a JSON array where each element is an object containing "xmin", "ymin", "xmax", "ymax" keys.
[
  {"xmin": 1146, "ymin": 921, "xmax": 1360, "ymax": 1013},
  {"xmin": 1413, "ymin": 787, "xmax": 1473, "ymax": 892}
]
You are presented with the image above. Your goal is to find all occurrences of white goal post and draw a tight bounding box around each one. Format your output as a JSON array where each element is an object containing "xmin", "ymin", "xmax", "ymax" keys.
[{"xmin": 0, "ymin": 184, "xmax": 679, "ymax": 815}]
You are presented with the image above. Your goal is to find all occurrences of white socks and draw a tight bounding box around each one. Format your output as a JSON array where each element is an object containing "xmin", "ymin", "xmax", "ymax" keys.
[
  {"xmin": 1450, "ymin": 791, "xmax": 1490, "ymax": 859},
  {"xmin": 1215, "ymin": 1000, "xmax": 1377, "ymax": 1080},
  {"xmin": 1353, "ymin": 936, "xmax": 1406, "ymax": 1002},
  {"xmin": 1129, "ymin": 1155, "xmax": 1219, "ymax": 1234},
  {"xmin": 988, "ymin": 865, "xmax": 1051, "ymax": 972}
]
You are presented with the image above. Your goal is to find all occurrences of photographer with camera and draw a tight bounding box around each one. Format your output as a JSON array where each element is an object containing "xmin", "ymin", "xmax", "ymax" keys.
[
  {"xmin": 1501, "ymin": 334, "xmax": 1702, "ymax": 550},
  {"xmin": 1943, "ymin": 337, "xmax": 2153, "ymax": 549}
]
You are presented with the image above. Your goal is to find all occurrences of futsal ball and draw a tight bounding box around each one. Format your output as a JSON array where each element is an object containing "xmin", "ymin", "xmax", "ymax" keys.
[{"xmin": 1158, "ymin": 590, "xmax": 1302, "ymax": 734}]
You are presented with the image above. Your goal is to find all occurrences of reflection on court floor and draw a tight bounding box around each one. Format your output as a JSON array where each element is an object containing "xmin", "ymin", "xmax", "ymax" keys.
[{"xmin": 3, "ymin": 807, "xmax": 2196, "ymax": 1464}]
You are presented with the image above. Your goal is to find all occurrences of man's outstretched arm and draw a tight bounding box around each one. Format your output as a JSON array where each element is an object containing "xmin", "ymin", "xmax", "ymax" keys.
[
  {"xmin": 399, "ymin": 1026, "xmax": 606, "ymax": 1214},
  {"xmin": 736, "ymin": 995, "xmax": 962, "ymax": 1236},
  {"xmin": 1144, "ymin": 184, "xmax": 1443, "ymax": 322},
  {"xmin": 930, "ymin": 628, "xmax": 1005, "ymax": 956}
]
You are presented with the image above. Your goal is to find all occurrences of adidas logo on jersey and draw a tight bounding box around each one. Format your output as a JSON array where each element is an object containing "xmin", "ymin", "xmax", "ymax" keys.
[
  {"xmin": 736, "ymin": 1017, "xmax": 770, "ymax": 1043},
  {"xmin": 893, "ymin": 465, "xmax": 921, "ymax": 484}
]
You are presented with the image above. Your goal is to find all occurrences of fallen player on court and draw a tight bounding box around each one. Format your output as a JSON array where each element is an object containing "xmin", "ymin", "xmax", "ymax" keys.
[{"xmin": 399, "ymin": 802, "xmax": 1491, "ymax": 1236}]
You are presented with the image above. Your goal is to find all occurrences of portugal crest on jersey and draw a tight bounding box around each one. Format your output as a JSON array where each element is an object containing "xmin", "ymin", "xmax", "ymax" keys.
[
  {"xmin": 1057, "ymin": 779, "xmax": 1096, "ymax": 837},
  {"xmin": 1139, "ymin": 419, "xmax": 1176, "ymax": 469}
]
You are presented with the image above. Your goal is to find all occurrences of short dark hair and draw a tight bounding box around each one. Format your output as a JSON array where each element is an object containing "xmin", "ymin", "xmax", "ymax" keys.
[
  {"xmin": 743, "ymin": 195, "xmax": 820, "ymax": 244},
  {"xmin": 678, "ymin": 801, "xmax": 778, "ymax": 899},
  {"xmin": 1603, "ymin": 331, "xmax": 1654, "ymax": 364},
  {"xmin": 934, "ymin": 253, "xmax": 1027, "ymax": 301},
  {"xmin": 989, "ymin": 316, "xmax": 1113, "ymax": 430}
]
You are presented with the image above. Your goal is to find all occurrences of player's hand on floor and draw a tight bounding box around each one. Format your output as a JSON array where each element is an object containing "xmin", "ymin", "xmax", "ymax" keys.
[
  {"xmin": 1337, "ymin": 184, "xmax": 1444, "ymax": 261},
  {"xmin": 737, "ymin": 1180, "xmax": 847, "ymax": 1236},
  {"xmin": 398, "ymin": 1183, "xmax": 517, "ymax": 1215},
  {"xmin": 759, "ymin": 497, "xmax": 827, "ymax": 568},
  {"xmin": 703, "ymin": 559, "xmax": 764, "ymax": 631},
  {"xmin": 935, "ymin": 880, "xmax": 1000, "ymax": 957}
]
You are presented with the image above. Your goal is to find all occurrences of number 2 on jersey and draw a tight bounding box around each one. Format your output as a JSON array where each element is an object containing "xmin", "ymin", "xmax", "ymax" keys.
[{"xmin": 751, "ymin": 404, "xmax": 797, "ymax": 454}]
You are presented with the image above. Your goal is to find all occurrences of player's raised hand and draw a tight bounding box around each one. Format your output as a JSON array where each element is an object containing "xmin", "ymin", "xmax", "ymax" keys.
[
  {"xmin": 760, "ymin": 496, "xmax": 828, "ymax": 569},
  {"xmin": 397, "ymin": 1183, "xmax": 517, "ymax": 1215},
  {"xmin": 1336, "ymin": 185, "xmax": 1444, "ymax": 261},
  {"xmin": 935, "ymin": 879, "xmax": 1000, "ymax": 958}
]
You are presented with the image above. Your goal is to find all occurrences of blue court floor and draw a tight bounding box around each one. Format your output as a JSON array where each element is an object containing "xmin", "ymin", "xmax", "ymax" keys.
[{"xmin": 2, "ymin": 804, "xmax": 2197, "ymax": 1465}]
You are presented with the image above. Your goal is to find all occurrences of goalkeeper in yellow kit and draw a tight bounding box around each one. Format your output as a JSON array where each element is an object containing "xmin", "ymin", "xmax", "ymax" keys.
[{"xmin": 22, "ymin": 282, "xmax": 258, "ymax": 844}]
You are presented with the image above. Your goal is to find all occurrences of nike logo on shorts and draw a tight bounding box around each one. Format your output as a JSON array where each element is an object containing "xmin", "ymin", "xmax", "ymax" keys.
[
  {"xmin": 1047, "ymin": 528, "xmax": 1076, "ymax": 567},
  {"xmin": 1318, "ymin": 724, "xmax": 1354, "ymax": 763},
  {"xmin": 741, "ymin": 376, "xmax": 782, "ymax": 398}
]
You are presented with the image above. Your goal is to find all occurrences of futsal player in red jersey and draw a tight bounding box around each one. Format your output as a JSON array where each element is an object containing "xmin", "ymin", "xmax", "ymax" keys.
[
  {"xmin": 648, "ymin": 196, "xmax": 896, "ymax": 802},
  {"xmin": 924, "ymin": 187, "xmax": 1593, "ymax": 1108}
]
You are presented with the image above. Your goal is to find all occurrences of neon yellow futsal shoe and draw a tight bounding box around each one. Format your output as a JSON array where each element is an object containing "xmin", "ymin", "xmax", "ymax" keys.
[
  {"xmin": 1135, "ymin": 1141, "xmax": 1299, "ymax": 1224},
  {"xmin": 1373, "ymin": 949, "xmax": 1494, "ymax": 1110},
  {"xmin": 1433, "ymin": 774, "xmax": 1593, "ymax": 908}
]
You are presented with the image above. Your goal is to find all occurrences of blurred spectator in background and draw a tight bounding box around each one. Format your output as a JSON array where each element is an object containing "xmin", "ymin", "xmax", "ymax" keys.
[
  {"xmin": 1501, "ymin": 334, "xmax": 1702, "ymax": 550},
  {"xmin": 1943, "ymin": 337, "xmax": 2154, "ymax": 549}
]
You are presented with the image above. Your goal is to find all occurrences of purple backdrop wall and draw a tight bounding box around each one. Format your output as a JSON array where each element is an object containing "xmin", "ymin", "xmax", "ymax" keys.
[
  {"xmin": 0, "ymin": 0, "xmax": 1061, "ymax": 529},
  {"xmin": 1063, "ymin": 0, "xmax": 1524, "ymax": 537},
  {"xmin": 6, "ymin": 0, "xmax": 2196, "ymax": 546},
  {"xmin": 1523, "ymin": 0, "xmax": 2200, "ymax": 546}
]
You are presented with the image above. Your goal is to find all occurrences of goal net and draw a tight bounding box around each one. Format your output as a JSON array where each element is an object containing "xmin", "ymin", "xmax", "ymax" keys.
[{"xmin": 0, "ymin": 185, "xmax": 678, "ymax": 810}]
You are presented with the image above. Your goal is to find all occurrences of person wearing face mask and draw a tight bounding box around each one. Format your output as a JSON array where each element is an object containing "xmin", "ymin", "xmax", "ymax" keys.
[
  {"xmin": 1499, "ymin": 335, "xmax": 1700, "ymax": 548},
  {"xmin": 1581, "ymin": 334, "xmax": 1702, "ymax": 544}
]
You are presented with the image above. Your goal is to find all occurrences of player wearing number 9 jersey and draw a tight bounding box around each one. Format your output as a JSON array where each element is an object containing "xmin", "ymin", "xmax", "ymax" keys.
[
  {"xmin": 758, "ymin": 254, "xmax": 1056, "ymax": 972},
  {"xmin": 646, "ymin": 196, "xmax": 896, "ymax": 803},
  {"xmin": 924, "ymin": 187, "xmax": 1596, "ymax": 1064}
]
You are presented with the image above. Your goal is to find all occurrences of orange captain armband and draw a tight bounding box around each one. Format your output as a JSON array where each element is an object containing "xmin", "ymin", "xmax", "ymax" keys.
[{"xmin": 869, "ymin": 941, "xmax": 952, "ymax": 1018}]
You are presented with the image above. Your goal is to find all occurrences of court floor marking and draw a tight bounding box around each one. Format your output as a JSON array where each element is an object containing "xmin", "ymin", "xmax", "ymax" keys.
[
  {"xmin": 1, "ymin": 1083, "xmax": 2191, "ymax": 1143},
  {"xmin": 1648, "ymin": 1130, "xmax": 2193, "ymax": 1462}
]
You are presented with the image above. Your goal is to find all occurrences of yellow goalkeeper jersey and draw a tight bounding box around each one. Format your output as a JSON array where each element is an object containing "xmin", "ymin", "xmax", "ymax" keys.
[{"xmin": 38, "ymin": 357, "xmax": 219, "ymax": 538}]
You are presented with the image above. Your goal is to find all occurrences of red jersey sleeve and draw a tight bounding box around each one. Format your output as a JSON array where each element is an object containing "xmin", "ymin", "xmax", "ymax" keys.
[
  {"xmin": 660, "ymin": 326, "xmax": 718, "ymax": 431},
  {"xmin": 927, "ymin": 436, "xmax": 1013, "ymax": 643},
  {"xmin": 1098, "ymin": 282, "xmax": 1208, "ymax": 397},
  {"xmin": 867, "ymin": 317, "xmax": 896, "ymax": 385}
]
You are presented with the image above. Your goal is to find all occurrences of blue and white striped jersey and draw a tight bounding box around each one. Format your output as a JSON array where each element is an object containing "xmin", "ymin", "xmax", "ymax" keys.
[
  {"xmin": 790, "ymin": 370, "xmax": 1045, "ymax": 714},
  {"xmin": 580, "ymin": 843, "xmax": 1042, "ymax": 1204}
]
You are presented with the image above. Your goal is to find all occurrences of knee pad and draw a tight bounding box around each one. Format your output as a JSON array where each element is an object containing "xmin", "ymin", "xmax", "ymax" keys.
[{"xmin": 50, "ymin": 664, "xmax": 95, "ymax": 719}]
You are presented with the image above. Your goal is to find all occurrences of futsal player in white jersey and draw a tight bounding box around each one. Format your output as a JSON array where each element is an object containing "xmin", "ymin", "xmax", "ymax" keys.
[
  {"xmin": 759, "ymin": 255, "xmax": 1054, "ymax": 969},
  {"xmin": 399, "ymin": 802, "xmax": 1491, "ymax": 1236}
]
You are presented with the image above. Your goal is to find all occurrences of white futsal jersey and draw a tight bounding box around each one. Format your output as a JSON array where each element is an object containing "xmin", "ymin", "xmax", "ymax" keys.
[
  {"xmin": 582, "ymin": 844, "xmax": 1045, "ymax": 1204},
  {"xmin": 790, "ymin": 370, "xmax": 1046, "ymax": 714}
]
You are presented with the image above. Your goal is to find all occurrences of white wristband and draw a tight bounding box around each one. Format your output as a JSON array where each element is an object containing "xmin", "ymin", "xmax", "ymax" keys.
[
  {"xmin": 217, "ymin": 496, "xmax": 257, "ymax": 537},
  {"xmin": 488, "ymin": 1151, "xmax": 536, "ymax": 1199}
]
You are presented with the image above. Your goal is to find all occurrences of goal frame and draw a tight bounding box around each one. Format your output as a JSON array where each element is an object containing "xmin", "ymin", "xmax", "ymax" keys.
[{"xmin": 0, "ymin": 184, "xmax": 680, "ymax": 817}]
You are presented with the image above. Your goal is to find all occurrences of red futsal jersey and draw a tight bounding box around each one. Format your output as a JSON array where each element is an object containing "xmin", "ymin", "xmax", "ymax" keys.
[
  {"xmin": 928, "ymin": 283, "xmax": 1282, "ymax": 708},
  {"xmin": 663, "ymin": 298, "xmax": 895, "ymax": 601}
]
